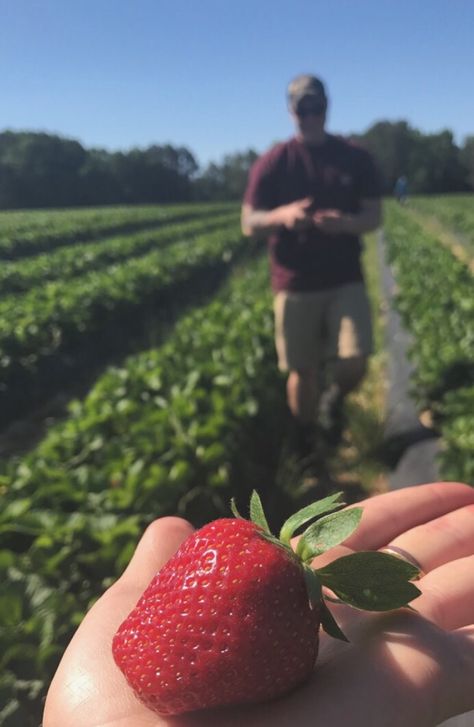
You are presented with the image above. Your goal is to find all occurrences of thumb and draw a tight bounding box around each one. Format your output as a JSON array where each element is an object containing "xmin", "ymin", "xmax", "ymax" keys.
[
  {"xmin": 117, "ymin": 516, "xmax": 195, "ymax": 593},
  {"xmin": 43, "ymin": 518, "xmax": 194, "ymax": 727}
]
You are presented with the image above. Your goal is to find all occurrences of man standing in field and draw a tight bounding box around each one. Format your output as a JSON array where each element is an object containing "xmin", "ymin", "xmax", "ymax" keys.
[
  {"xmin": 241, "ymin": 74, "xmax": 382, "ymax": 465},
  {"xmin": 394, "ymin": 175, "xmax": 408, "ymax": 204}
]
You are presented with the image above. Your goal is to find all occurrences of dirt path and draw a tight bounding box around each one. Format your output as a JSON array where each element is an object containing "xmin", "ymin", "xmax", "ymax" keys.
[{"xmin": 378, "ymin": 231, "xmax": 440, "ymax": 488}]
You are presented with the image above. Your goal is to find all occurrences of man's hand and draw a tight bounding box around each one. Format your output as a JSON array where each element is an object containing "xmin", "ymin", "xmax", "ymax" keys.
[
  {"xmin": 241, "ymin": 199, "xmax": 314, "ymax": 237},
  {"xmin": 313, "ymin": 199, "xmax": 382, "ymax": 236},
  {"xmin": 312, "ymin": 209, "xmax": 348, "ymax": 234},
  {"xmin": 275, "ymin": 198, "xmax": 314, "ymax": 230}
]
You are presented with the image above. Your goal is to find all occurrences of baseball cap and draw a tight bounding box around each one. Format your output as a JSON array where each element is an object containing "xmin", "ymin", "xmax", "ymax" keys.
[{"xmin": 287, "ymin": 74, "xmax": 327, "ymax": 111}]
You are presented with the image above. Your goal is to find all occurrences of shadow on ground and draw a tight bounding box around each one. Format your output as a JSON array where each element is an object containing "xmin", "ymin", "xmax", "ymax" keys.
[
  {"xmin": 262, "ymin": 406, "xmax": 440, "ymax": 534},
  {"xmin": 373, "ymin": 425, "xmax": 439, "ymax": 469},
  {"xmin": 261, "ymin": 430, "xmax": 371, "ymax": 535}
]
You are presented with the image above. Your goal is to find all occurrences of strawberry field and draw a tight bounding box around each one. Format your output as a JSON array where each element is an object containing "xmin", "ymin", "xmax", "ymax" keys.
[
  {"xmin": 408, "ymin": 193, "xmax": 474, "ymax": 258},
  {"xmin": 0, "ymin": 197, "xmax": 473, "ymax": 724},
  {"xmin": 384, "ymin": 198, "xmax": 474, "ymax": 483}
]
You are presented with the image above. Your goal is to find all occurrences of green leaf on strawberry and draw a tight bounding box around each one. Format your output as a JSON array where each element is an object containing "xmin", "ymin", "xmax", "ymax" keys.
[
  {"xmin": 319, "ymin": 598, "xmax": 349, "ymax": 642},
  {"xmin": 249, "ymin": 489, "xmax": 272, "ymax": 534},
  {"xmin": 296, "ymin": 507, "xmax": 363, "ymax": 561},
  {"xmin": 279, "ymin": 490, "xmax": 346, "ymax": 543},
  {"xmin": 316, "ymin": 551, "xmax": 421, "ymax": 611}
]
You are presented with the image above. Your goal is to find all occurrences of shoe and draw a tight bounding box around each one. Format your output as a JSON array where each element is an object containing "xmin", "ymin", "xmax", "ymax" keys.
[
  {"xmin": 287, "ymin": 419, "xmax": 316, "ymax": 462},
  {"xmin": 318, "ymin": 387, "xmax": 346, "ymax": 448}
]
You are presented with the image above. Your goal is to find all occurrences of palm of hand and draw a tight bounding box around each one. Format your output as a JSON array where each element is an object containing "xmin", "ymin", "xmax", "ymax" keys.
[{"xmin": 45, "ymin": 597, "xmax": 452, "ymax": 727}]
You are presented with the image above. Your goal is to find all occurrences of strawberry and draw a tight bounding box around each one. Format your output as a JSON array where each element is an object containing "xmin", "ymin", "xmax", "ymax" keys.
[{"xmin": 112, "ymin": 491, "xmax": 421, "ymax": 716}]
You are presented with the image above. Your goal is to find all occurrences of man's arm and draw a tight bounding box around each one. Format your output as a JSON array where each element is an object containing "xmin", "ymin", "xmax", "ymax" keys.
[
  {"xmin": 312, "ymin": 198, "xmax": 383, "ymax": 235},
  {"xmin": 241, "ymin": 198, "xmax": 314, "ymax": 238},
  {"xmin": 341, "ymin": 198, "xmax": 383, "ymax": 234},
  {"xmin": 241, "ymin": 204, "xmax": 282, "ymax": 237}
]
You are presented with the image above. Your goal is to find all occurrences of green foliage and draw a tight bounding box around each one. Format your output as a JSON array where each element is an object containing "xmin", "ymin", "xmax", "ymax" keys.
[
  {"xmin": 2, "ymin": 123, "xmax": 473, "ymax": 212},
  {"xmin": 384, "ymin": 201, "xmax": 474, "ymax": 483},
  {"xmin": 0, "ymin": 132, "xmax": 198, "ymax": 208},
  {"xmin": 0, "ymin": 253, "xmax": 287, "ymax": 721},
  {"xmin": 0, "ymin": 212, "xmax": 246, "ymax": 427},
  {"xmin": 194, "ymin": 150, "xmax": 259, "ymax": 201},
  {"xmin": 0, "ymin": 211, "xmax": 238, "ymax": 294},
  {"xmin": 409, "ymin": 193, "xmax": 474, "ymax": 256},
  {"xmin": 354, "ymin": 121, "xmax": 470, "ymax": 194},
  {"xmin": 436, "ymin": 386, "xmax": 474, "ymax": 483},
  {"xmin": 459, "ymin": 136, "xmax": 474, "ymax": 190},
  {"xmin": 0, "ymin": 202, "xmax": 235, "ymax": 260}
]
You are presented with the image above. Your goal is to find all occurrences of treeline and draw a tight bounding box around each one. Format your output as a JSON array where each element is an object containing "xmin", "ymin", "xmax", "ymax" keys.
[
  {"xmin": 0, "ymin": 131, "xmax": 258, "ymax": 209},
  {"xmin": 0, "ymin": 132, "xmax": 199, "ymax": 208},
  {"xmin": 352, "ymin": 121, "xmax": 474, "ymax": 195},
  {"xmin": 1, "ymin": 121, "xmax": 473, "ymax": 209}
]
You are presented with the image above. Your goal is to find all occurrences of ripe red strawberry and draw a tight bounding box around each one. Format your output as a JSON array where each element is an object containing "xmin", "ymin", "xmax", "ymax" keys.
[{"xmin": 112, "ymin": 491, "xmax": 421, "ymax": 716}]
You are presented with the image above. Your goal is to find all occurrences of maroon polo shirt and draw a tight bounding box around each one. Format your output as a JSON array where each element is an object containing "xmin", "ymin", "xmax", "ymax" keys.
[{"xmin": 243, "ymin": 135, "xmax": 381, "ymax": 292}]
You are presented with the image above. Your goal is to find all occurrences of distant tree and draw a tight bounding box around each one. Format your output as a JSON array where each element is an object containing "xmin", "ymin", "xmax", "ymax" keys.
[
  {"xmin": 194, "ymin": 150, "xmax": 258, "ymax": 201},
  {"xmin": 143, "ymin": 145, "xmax": 198, "ymax": 202},
  {"xmin": 354, "ymin": 122, "xmax": 469, "ymax": 194},
  {"xmin": 77, "ymin": 148, "xmax": 121, "ymax": 205},
  {"xmin": 413, "ymin": 130, "xmax": 468, "ymax": 193},
  {"xmin": 0, "ymin": 132, "xmax": 199, "ymax": 209},
  {"xmin": 0, "ymin": 125, "xmax": 471, "ymax": 210},
  {"xmin": 152, "ymin": 144, "xmax": 198, "ymax": 179},
  {"xmin": 460, "ymin": 136, "xmax": 474, "ymax": 190},
  {"xmin": 107, "ymin": 145, "xmax": 199, "ymax": 204},
  {"xmin": 353, "ymin": 120, "xmax": 416, "ymax": 194},
  {"xmin": 0, "ymin": 131, "xmax": 87, "ymax": 208}
]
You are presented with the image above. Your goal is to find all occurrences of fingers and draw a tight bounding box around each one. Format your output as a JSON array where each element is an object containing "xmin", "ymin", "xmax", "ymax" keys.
[
  {"xmin": 343, "ymin": 482, "xmax": 474, "ymax": 551},
  {"xmin": 385, "ymin": 503, "xmax": 474, "ymax": 575},
  {"xmin": 412, "ymin": 555, "xmax": 474, "ymax": 631},
  {"xmin": 117, "ymin": 516, "xmax": 195, "ymax": 593},
  {"xmin": 313, "ymin": 484, "xmax": 474, "ymax": 571}
]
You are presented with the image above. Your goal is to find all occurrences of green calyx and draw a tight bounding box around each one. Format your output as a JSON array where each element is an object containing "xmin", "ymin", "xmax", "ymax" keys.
[{"xmin": 231, "ymin": 490, "xmax": 422, "ymax": 642}]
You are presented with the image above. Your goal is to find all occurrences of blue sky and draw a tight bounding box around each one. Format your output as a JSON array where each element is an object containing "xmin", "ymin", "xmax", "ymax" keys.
[{"xmin": 2, "ymin": 0, "xmax": 474, "ymax": 168}]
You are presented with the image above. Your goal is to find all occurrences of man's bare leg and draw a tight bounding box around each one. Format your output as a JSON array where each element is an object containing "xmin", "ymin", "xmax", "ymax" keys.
[
  {"xmin": 319, "ymin": 356, "xmax": 368, "ymax": 445},
  {"xmin": 287, "ymin": 369, "xmax": 318, "ymax": 423},
  {"xmin": 286, "ymin": 369, "xmax": 319, "ymax": 462}
]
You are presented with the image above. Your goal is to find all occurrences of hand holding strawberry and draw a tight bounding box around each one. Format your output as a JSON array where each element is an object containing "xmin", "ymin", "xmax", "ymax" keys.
[
  {"xmin": 111, "ymin": 491, "xmax": 421, "ymax": 716},
  {"xmin": 44, "ymin": 483, "xmax": 474, "ymax": 727}
]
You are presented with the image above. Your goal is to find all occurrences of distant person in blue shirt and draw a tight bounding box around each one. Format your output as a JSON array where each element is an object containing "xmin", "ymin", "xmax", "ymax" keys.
[{"xmin": 394, "ymin": 175, "xmax": 408, "ymax": 204}]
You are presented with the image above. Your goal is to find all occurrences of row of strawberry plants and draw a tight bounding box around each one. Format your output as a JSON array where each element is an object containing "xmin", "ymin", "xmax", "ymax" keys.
[
  {"xmin": 0, "ymin": 256, "xmax": 287, "ymax": 725},
  {"xmin": 410, "ymin": 194, "xmax": 474, "ymax": 255},
  {"xmin": 0, "ymin": 210, "xmax": 239, "ymax": 295},
  {"xmin": 0, "ymin": 221, "xmax": 247, "ymax": 427},
  {"xmin": 384, "ymin": 202, "xmax": 474, "ymax": 483},
  {"xmin": 0, "ymin": 202, "xmax": 235, "ymax": 259}
]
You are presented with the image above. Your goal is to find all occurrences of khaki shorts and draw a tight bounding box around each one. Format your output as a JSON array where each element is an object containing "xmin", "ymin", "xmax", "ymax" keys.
[{"xmin": 274, "ymin": 282, "xmax": 373, "ymax": 371}]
